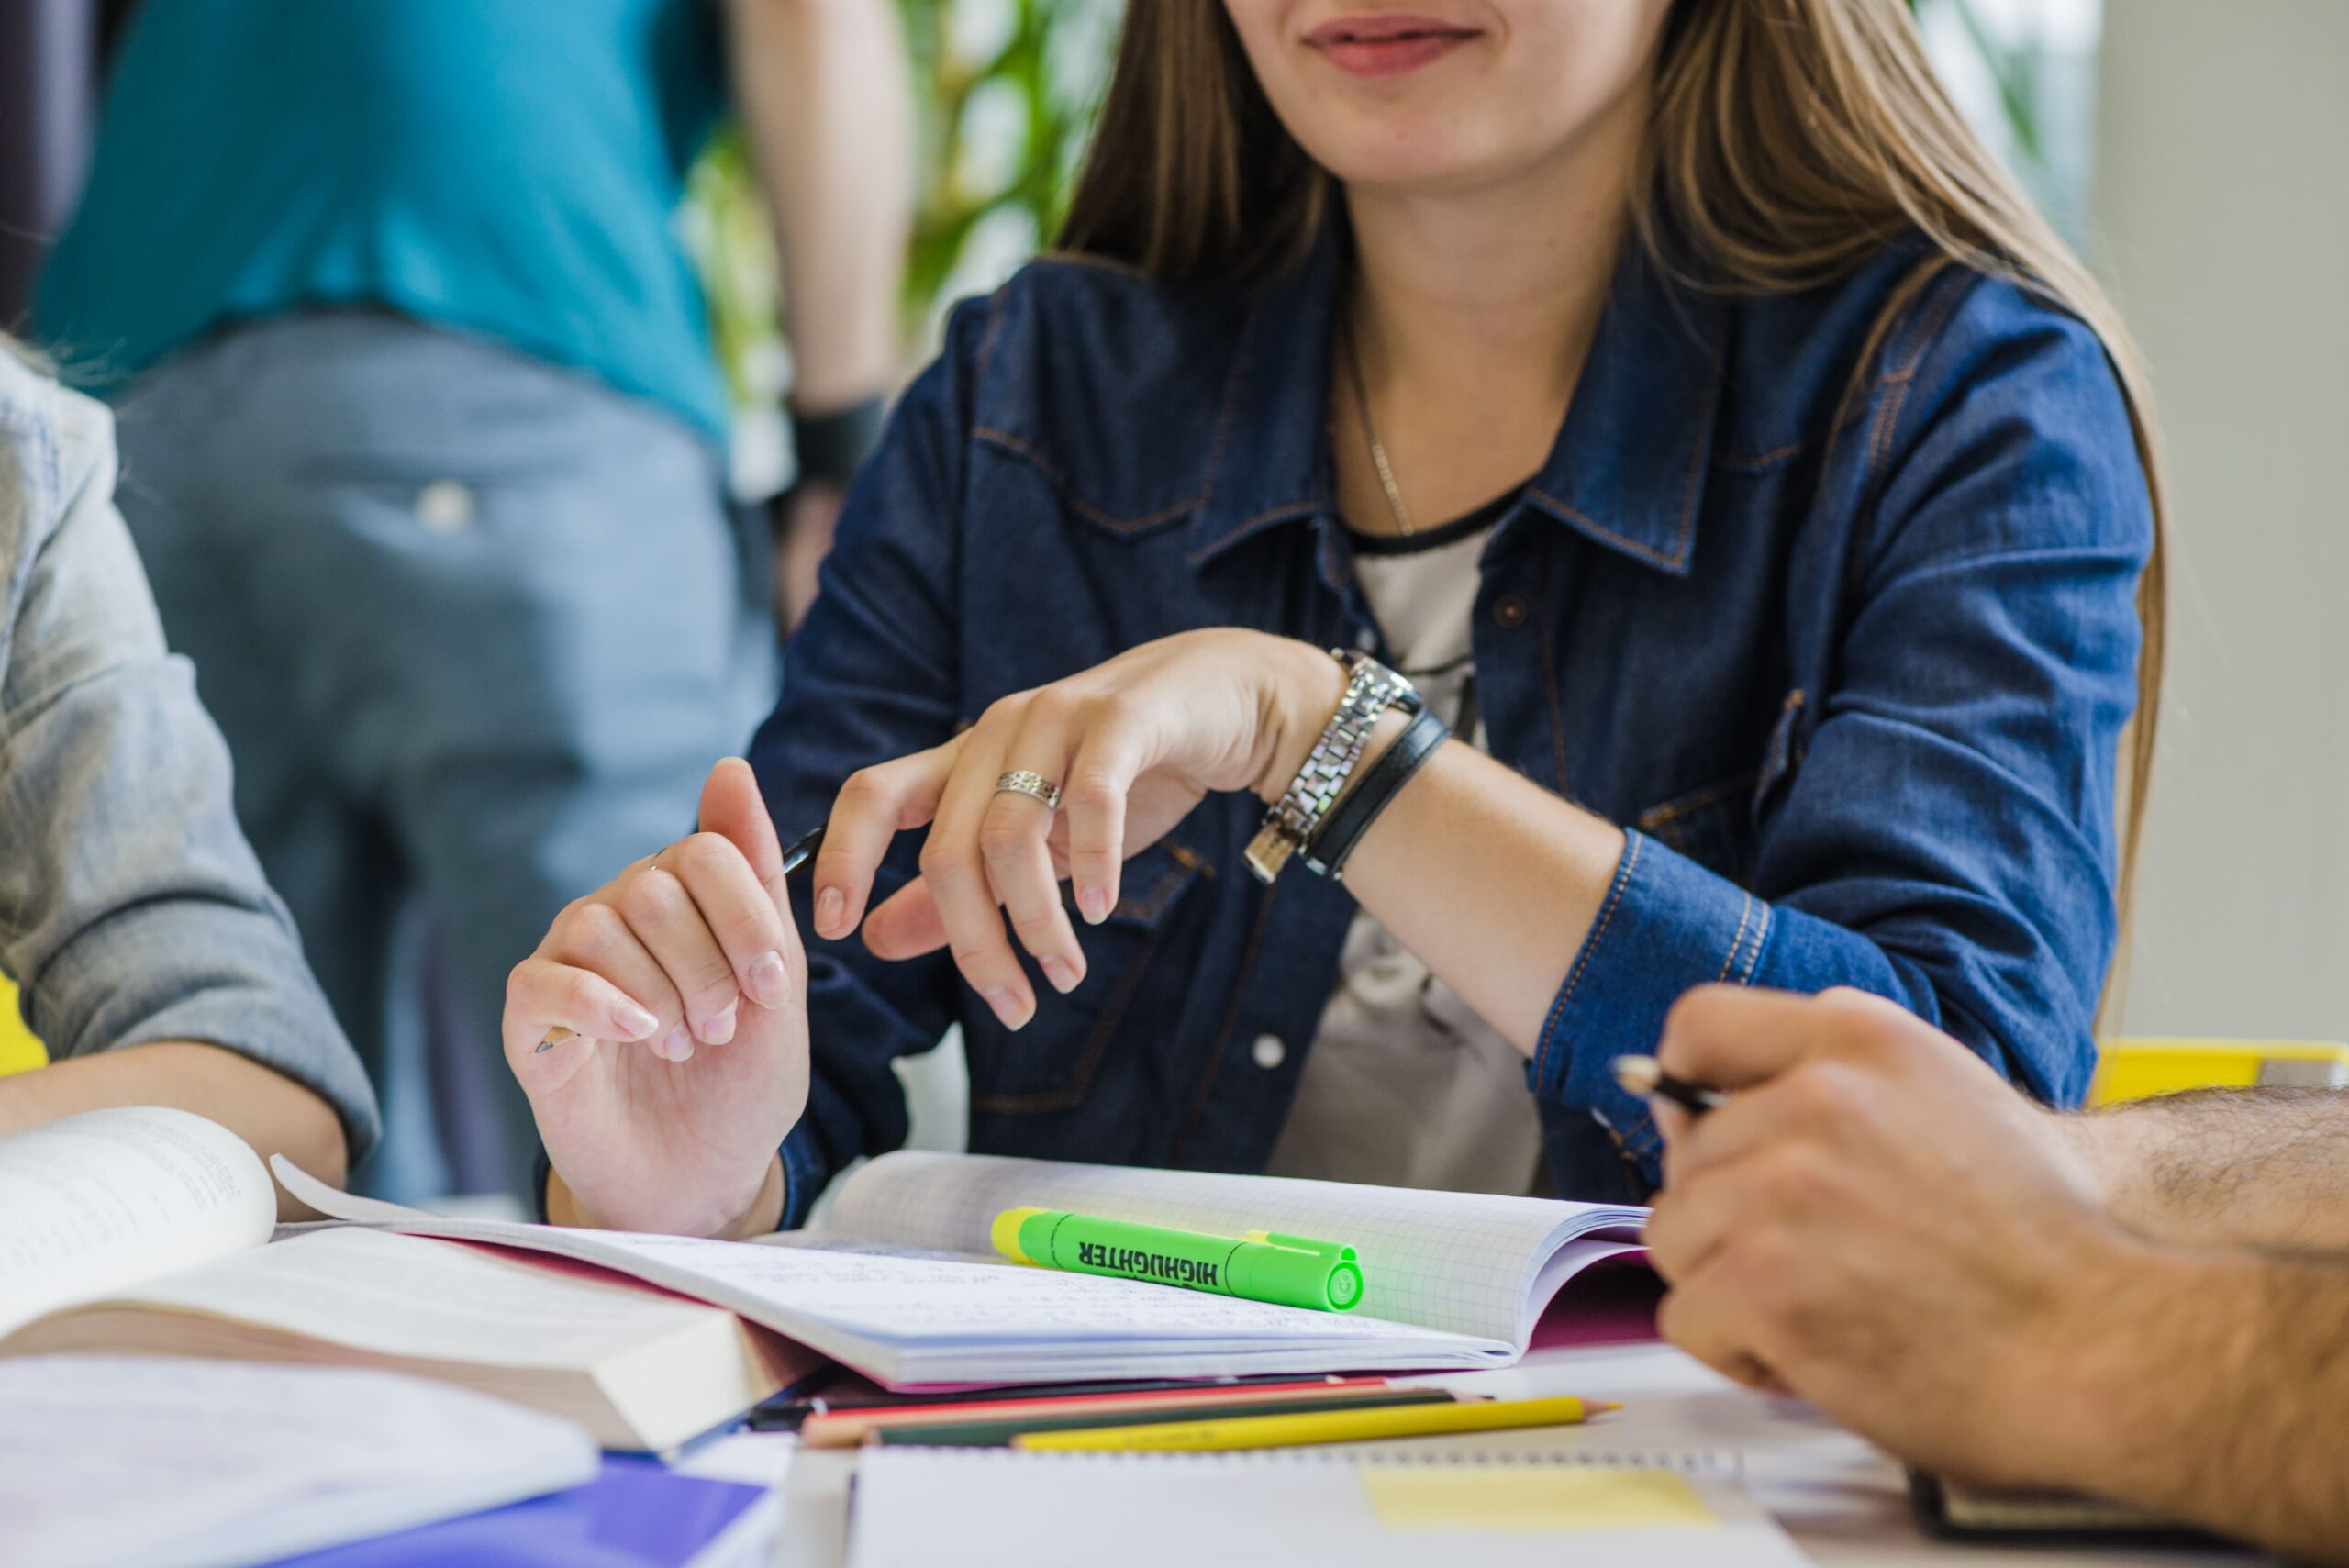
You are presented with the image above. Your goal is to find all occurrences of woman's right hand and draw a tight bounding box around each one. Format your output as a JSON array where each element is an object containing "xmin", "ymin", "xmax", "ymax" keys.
[{"xmin": 504, "ymin": 759, "xmax": 809, "ymax": 1238}]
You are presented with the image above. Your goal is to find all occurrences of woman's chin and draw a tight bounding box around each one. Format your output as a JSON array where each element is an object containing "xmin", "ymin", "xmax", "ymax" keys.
[{"xmin": 1306, "ymin": 136, "xmax": 1557, "ymax": 203}]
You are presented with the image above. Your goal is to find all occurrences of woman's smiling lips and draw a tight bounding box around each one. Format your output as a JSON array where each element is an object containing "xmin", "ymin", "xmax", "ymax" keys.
[{"xmin": 1304, "ymin": 12, "xmax": 1482, "ymax": 78}]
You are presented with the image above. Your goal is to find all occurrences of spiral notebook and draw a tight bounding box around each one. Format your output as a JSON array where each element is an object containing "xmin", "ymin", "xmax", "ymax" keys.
[{"xmin": 845, "ymin": 1448, "xmax": 1808, "ymax": 1568}]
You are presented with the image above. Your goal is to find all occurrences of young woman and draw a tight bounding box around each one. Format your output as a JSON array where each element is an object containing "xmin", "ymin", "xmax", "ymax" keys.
[
  {"xmin": 0, "ymin": 335, "xmax": 376, "ymax": 1210},
  {"xmin": 507, "ymin": 0, "xmax": 2163, "ymax": 1240}
]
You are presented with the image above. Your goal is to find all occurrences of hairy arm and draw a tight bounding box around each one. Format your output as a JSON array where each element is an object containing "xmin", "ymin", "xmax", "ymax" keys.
[
  {"xmin": 0, "ymin": 1043, "xmax": 347, "ymax": 1218},
  {"xmin": 2057, "ymin": 1240, "xmax": 2349, "ymax": 1562},
  {"xmin": 2063, "ymin": 1088, "xmax": 2349, "ymax": 1251}
]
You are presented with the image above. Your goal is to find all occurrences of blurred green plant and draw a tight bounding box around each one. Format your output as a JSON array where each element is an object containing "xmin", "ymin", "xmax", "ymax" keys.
[
  {"xmin": 686, "ymin": 0, "xmax": 1117, "ymax": 408},
  {"xmin": 1912, "ymin": 0, "xmax": 2095, "ymax": 241},
  {"xmin": 896, "ymin": 0, "xmax": 1119, "ymax": 335},
  {"xmin": 1929, "ymin": 0, "xmax": 2047, "ymax": 168}
]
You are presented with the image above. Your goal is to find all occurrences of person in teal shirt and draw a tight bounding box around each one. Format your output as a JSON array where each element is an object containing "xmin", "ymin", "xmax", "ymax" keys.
[{"xmin": 37, "ymin": 0, "xmax": 911, "ymax": 1200}]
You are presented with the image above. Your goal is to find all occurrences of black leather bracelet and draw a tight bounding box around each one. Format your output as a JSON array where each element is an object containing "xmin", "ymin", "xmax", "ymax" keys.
[
  {"xmin": 790, "ymin": 395, "xmax": 890, "ymax": 487},
  {"xmin": 1302, "ymin": 706, "xmax": 1451, "ymax": 881}
]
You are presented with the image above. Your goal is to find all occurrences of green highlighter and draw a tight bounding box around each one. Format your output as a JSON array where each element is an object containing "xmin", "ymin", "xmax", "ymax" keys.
[{"xmin": 991, "ymin": 1207, "xmax": 1365, "ymax": 1313}]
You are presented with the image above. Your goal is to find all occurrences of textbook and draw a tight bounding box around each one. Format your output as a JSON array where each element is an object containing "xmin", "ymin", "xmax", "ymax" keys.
[
  {"xmin": 0, "ymin": 1108, "xmax": 819, "ymax": 1451},
  {"xmin": 276, "ymin": 1149, "xmax": 1653, "ymax": 1388}
]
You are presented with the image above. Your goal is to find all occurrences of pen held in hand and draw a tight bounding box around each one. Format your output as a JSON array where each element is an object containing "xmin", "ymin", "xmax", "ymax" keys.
[
  {"xmin": 1612, "ymin": 1054, "xmax": 1728, "ymax": 1117},
  {"xmin": 535, "ymin": 824, "xmax": 826, "ymax": 1053}
]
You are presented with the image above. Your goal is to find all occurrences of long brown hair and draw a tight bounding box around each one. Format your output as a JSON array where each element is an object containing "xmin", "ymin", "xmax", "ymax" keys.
[{"xmin": 1061, "ymin": 0, "xmax": 2164, "ymax": 1022}]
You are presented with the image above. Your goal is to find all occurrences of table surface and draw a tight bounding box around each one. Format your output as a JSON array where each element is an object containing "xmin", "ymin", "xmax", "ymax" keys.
[{"xmin": 676, "ymin": 1343, "xmax": 2277, "ymax": 1568}]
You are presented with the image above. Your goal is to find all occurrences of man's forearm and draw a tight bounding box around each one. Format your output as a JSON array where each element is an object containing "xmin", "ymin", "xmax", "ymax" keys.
[
  {"xmin": 2065, "ymin": 1088, "xmax": 2349, "ymax": 1250},
  {"xmin": 0, "ymin": 1042, "xmax": 348, "ymax": 1219},
  {"xmin": 726, "ymin": 0, "xmax": 911, "ymax": 410},
  {"xmin": 2052, "ymin": 1242, "xmax": 2349, "ymax": 1564}
]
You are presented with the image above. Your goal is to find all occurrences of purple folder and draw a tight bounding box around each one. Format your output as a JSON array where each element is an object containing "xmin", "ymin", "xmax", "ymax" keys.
[{"xmin": 267, "ymin": 1458, "xmax": 769, "ymax": 1568}]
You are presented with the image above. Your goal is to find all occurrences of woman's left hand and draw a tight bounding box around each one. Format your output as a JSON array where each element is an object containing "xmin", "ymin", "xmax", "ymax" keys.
[{"xmin": 809, "ymin": 629, "xmax": 1347, "ymax": 1029}]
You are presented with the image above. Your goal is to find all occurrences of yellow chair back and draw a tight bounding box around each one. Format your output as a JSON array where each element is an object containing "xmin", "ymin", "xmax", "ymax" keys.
[
  {"xmin": 0, "ymin": 975, "xmax": 45, "ymax": 1077},
  {"xmin": 2092, "ymin": 1037, "xmax": 2349, "ymax": 1106}
]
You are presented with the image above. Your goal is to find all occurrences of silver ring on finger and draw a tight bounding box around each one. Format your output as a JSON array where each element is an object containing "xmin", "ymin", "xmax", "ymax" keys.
[{"xmin": 994, "ymin": 770, "xmax": 1063, "ymax": 812}]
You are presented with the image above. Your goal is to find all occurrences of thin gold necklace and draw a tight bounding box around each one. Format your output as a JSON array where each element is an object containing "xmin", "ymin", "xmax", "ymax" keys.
[{"xmin": 1341, "ymin": 317, "xmax": 1416, "ymax": 536}]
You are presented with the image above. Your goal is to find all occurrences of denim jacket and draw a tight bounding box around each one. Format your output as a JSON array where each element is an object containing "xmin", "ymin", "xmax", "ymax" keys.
[
  {"xmin": 0, "ymin": 349, "xmax": 379, "ymax": 1156},
  {"xmin": 753, "ymin": 230, "xmax": 2151, "ymax": 1218}
]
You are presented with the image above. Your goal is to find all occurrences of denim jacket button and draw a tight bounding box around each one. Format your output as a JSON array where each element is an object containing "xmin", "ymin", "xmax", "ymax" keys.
[
  {"xmin": 1491, "ymin": 593, "xmax": 1530, "ymax": 629},
  {"xmin": 1251, "ymin": 1032, "xmax": 1286, "ymax": 1070}
]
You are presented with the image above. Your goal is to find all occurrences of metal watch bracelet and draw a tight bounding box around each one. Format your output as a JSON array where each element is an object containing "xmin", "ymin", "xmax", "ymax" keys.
[{"xmin": 1244, "ymin": 650, "xmax": 1423, "ymax": 884}]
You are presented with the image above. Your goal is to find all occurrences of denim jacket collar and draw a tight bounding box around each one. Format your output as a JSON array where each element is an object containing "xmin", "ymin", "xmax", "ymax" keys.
[{"xmin": 1188, "ymin": 223, "xmax": 1730, "ymax": 578}]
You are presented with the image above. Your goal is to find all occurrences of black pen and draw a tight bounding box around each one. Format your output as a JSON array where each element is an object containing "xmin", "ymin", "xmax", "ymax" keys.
[
  {"xmin": 535, "ymin": 824, "xmax": 827, "ymax": 1052},
  {"xmin": 1611, "ymin": 1054, "xmax": 1727, "ymax": 1117}
]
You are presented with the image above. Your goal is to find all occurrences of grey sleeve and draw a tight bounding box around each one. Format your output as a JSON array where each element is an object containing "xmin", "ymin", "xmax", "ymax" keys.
[{"xmin": 0, "ymin": 389, "xmax": 380, "ymax": 1160}]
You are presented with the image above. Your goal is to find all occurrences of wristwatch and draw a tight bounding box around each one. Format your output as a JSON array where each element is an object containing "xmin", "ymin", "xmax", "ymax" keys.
[{"xmin": 1245, "ymin": 650, "xmax": 1423, "ymax": 884}]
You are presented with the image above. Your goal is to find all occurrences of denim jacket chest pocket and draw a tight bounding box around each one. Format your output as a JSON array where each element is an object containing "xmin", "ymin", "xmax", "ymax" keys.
[
  {"xmin": 963, "ymin": 839, "xmax": 1211, "ymax": 1116},
  {"xmin": 1631, "ymin": 690, "xmax": 1809, "ymax": 884}
]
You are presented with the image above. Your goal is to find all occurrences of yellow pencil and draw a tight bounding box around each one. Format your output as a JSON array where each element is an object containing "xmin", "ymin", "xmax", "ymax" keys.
[{"xmin": 1013, "ymin": 1394, "xmax": 1618, "ymax": 1452}]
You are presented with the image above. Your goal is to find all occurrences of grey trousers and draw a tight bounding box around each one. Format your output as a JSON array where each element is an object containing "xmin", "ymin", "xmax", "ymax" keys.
[{"xmin": 113, "ymin": 312, "xmax": 777, "ymax": 1200}]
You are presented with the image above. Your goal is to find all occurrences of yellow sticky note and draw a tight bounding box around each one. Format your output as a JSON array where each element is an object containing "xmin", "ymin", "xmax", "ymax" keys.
[{"xmin": 1361, "ymin": 1465, "xmax": 1717, "ymax": 1533}]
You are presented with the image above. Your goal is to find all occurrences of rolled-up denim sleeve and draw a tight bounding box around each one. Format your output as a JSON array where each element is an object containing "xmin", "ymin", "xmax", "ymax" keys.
[
  {"xmin": 1535, "ymin": 284, "xmax": 2152, "ymax": 1172},
  {"xmin": 0, "ymin": 384, "xmax": 380, "ymax": 1157}
]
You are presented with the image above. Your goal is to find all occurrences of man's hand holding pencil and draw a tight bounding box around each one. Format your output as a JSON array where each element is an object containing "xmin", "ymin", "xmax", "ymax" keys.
[{"xmin": 1634, "ymin": 985, "xmax": 2134, "ymax": 1493}]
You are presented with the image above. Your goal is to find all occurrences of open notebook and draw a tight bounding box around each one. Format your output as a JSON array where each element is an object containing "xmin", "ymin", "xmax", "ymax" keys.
[
  {"xmin": 0, "ymin": 1108, "xmax": 818, "ymax": 1451},
  {"xmin": 278, "ymin": 1150, "xmax": 1650, "ymax": 1387}
]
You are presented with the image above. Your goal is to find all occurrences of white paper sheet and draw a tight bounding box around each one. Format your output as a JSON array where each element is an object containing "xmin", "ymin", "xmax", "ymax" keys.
[
  {"xmin": 848, "ymin": 1449, "xmax": 1809, "ymax": 1568},
  {"xmin": 0, "ymin": 1355, "xmax": 596, "ymax": 1568},
  {"xmin": 0, "ymin": 1108, "xmax": 273, "ymax": 1337}
]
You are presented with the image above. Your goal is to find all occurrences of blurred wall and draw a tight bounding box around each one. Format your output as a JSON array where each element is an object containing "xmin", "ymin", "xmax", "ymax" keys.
[{"xmin": 2096, "ymin": 2, "xmax": 2349, "ymax": 1038}]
